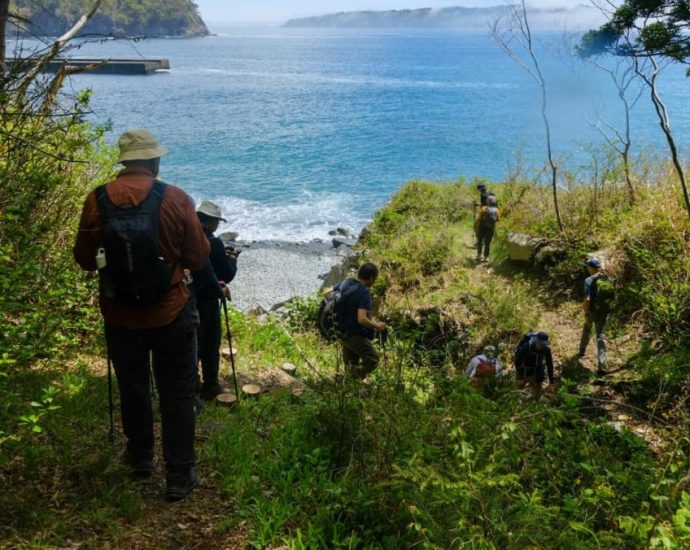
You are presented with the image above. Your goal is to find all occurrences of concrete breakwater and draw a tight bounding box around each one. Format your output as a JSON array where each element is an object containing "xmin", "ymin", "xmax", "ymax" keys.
[{"xmin": 10, "ymin": 58, "xmax": 170, "ymax": 75}]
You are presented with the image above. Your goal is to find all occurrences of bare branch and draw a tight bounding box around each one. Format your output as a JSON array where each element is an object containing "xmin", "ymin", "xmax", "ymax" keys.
[{"xmin": 15, "ymin": 0, "xmax": 102, "ymax": 98}]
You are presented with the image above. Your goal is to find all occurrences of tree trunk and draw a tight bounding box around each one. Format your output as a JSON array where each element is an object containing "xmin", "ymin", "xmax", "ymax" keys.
[
  {"xmin": 541, "ymin": 84, "xmax": 563, "ymax": 230},
  {"xmin": 0, "ymin": 0, "xmax": 10, "ymax": 82},
  {"xmin": 643, "ymin": 61, "xmax": 690, "ymax": 220}
]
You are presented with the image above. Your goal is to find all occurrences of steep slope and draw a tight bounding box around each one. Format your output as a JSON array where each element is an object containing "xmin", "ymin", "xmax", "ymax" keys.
[{"xmin": 10, "ymin": 0, "xmax": 209, "ymax": 38}]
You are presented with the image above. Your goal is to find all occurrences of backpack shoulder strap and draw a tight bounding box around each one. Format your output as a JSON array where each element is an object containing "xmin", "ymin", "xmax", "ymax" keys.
[{"xmin": 95, "ymin": 184, "xmax": 117, "ymax": 217}]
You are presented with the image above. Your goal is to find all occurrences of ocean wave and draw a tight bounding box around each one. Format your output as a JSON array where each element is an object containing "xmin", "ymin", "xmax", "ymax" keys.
[{"xmin": 191, "ymin": 193, "xmax": 370, "ymax": 242}]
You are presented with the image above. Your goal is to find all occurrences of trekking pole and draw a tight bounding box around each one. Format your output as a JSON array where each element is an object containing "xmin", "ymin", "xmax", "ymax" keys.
[
  {"xmin": 221, "ymin": 296, "xmax": 240, "ymax": 401},
  {"xmin": 106, "ymin": 350, "xmax": 115, "ymax": 442},
  {"xmin": 149, "ymin": 352, "xmax": 157, "ymax": 399}
]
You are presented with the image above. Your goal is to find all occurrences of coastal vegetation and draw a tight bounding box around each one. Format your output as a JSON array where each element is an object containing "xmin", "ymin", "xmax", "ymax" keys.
[
  {"xmin": 3, "ymin": 166, "xmax": 690, "ymax": 546},
  {"xmin": 2, "ymin": 3, "xmax": 690, "ymax": 549},
  {"xmin": 283, "ymin": 4, "xmax": 601, "ymax": 29},
  {"xmin": 8, "ymin": 0, "xmax": 209, "ymax": 37}
]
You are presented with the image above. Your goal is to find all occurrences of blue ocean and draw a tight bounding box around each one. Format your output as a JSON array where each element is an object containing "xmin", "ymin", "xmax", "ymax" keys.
[{"xmin": 46, "ymin": 28, "xmax": 690, "ymax": 240}]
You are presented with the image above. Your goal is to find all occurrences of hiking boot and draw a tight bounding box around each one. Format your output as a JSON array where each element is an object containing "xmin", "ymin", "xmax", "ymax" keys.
[
  {"xmin": 122, "ymin": 448, "xmax": 154, "ymax": 478},
  {"xmin": 165, "ymin": 469, "xmax": 198, "ymax": 502},
  {"xmin": 200, "ymin": 381, "xmax": 229, "ymax": 401}
]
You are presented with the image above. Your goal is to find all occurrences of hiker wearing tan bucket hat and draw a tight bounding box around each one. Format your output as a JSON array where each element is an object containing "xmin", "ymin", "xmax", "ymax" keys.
[
  {"xmin": 74, "ymin": 128, "xmax": 210, "ymax": 502},
  {"xmin": 117, "ymin": 128, "xmax": 169, "ymax": 162},
  {"xmin": 191, "ymin": 200, "xmax": 239, "ymax": 402}
]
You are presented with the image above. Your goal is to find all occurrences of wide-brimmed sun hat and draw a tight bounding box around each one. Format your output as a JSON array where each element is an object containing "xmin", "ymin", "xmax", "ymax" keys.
[
  {"xmin": 197, "ymin": 200, "xmax": 227, "ymax": 223},
  {"xmin": 117, "ymin": 129, "xmax": 168, "ymax": 163}
]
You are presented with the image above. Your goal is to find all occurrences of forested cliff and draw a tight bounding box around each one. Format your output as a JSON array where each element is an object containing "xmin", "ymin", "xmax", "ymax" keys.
[{"xmin": 10, "ymin": 0, "xmax": 209, "ymax": 37}]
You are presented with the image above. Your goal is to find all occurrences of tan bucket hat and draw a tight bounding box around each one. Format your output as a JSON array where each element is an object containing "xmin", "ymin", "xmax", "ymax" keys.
[
  {"xmin": 117, "ymin": 129, "xmax": 168, "ymax": 163},
  {"xmin": 197, "ymin": 200, "xmax": 227, "ymax": 223}
]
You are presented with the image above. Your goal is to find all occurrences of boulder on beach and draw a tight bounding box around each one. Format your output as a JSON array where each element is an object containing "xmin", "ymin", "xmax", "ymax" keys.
[
  {"xmin": 507, "ymin": 233, "xmax": 548, "ymax": 262},
  {"xmin": 321, "ymin": 254, "xmax": 359, "ymax": 290},
  {"xmin": 332, "ymin": 237, "xmax": 357, "ymax": 249}
]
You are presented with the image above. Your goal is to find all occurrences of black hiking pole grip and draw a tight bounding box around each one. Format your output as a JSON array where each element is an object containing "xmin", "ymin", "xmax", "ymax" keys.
[{"xmin": 221, "ymin": 297, "xmax": 240, "ymax": 401}]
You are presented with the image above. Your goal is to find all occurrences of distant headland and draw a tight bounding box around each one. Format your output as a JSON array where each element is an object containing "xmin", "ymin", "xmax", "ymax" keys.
[
  {"xmin": 9, "ymin": 0, "xmax": 210, "ymax": 38},
  {"xmin": 284, "ymin": 5, "xmax": 602, "ymax": 30}
]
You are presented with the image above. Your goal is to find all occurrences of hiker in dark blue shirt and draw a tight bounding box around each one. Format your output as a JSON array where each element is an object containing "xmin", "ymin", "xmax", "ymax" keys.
[
  {"xmin": 330, "ymin": 263, "xmax": 386, "ymax": 380},
  {"xmin": 514, "ymin": 332, "xmax": 555, "ymax": 391},
  {"xmin": 193, "ymin": 201, "xmax": 238, "ymax": 400},
  {"xmin": 579, "ymin": 258, "xmax": 610, "ymax": 375}
]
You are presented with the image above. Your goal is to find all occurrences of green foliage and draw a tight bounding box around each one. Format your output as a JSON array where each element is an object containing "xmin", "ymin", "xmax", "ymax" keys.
[
  {"xmin": 578, "ymin": 0, "xmax": 690, "ymax": 61},
  {"xmin": 0, "ymin": 64, "xmax": 112, "ymax": 462},
  {"xmin": 199, "ymin": 354, "xmax": 684, "ymax": 548},
  {"xmin": 11, "ymin": 0, "xmax": 209, "ymax": 36},
  {"xmin": 285, "ymin": 296, "xmax": 322, "ymax": 333}
]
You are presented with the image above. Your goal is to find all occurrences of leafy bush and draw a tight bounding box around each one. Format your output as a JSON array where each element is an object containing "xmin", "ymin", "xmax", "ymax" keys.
[{"xmin": 1, "ymin": 74, "xmax": 112, "ymax": 460}]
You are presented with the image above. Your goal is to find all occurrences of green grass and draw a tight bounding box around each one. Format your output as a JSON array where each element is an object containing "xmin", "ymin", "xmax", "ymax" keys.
[{"xmin": 4, "ymin": 174, "xmax": 690, "ymax": 548}]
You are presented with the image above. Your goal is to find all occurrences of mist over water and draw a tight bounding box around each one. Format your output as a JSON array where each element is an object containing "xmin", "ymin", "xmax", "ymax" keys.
[{"xmin": 36, "ymin": 28, "xmax": 690, "ymax": 241}]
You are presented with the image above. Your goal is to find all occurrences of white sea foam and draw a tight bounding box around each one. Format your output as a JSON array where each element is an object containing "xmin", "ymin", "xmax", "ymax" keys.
[
  {"xmin": 193, "ymin": 68, "xmax": 516, "ymax": 90},
  {"xmin": 192, "ymin": 193, "xmax": 372, "ymax": 242}
]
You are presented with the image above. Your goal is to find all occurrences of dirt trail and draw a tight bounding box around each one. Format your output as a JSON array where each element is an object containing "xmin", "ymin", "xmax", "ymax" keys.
[{"xmin": 461, "ymin": 231, "xmax": 671, "ymax": 453}]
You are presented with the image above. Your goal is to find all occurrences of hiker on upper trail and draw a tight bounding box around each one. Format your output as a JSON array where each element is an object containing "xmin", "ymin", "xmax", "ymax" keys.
[
  {"xmin": 514, "ymin": 332, "xmax": 555, "ymax": 390},
  {"xmin": 579, "ymin": 258, "xmax": 613, "ymax": 375},
  {"xmin": 477, "ymin": 183, "xmax": 489, "ymax": 207},
  {"xmin": 466, "ymin": 345, "xmax": 504, "ymax": 385},
  {"xmin": 73, "ymin": 129, "xmax": 209, "ymax": 502},
  {"xmin": 475, "ymin": 195, "xmax": 500, "ymax": 262},
  {"xmin": 328, "ymin": 263, "xmax": 387, "ymax": 380},
  {"xmin": 192, "ymin": 201, "xmax": 238, "ymax": 401}
]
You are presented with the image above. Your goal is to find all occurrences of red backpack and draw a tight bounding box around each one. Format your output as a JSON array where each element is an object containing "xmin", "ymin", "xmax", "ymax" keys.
[{"xmin": 475, "ymin": 359, "xmax": 496, "ymax": 379}]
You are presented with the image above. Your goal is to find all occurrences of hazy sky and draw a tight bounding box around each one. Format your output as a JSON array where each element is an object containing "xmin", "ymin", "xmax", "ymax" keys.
[{"xmin": 195, "ymin": 1, "xmax": 506, "ymax": 24}]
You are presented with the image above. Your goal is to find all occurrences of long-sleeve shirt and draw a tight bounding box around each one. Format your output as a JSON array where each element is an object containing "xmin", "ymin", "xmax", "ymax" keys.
[
  {"xmin": 191, "ymin": 233, "xmax": 238, "ymax": 300},
  {"xmin": 514, "ymin": 340, "xmax": 555, "ymax": 384},
  {"xmin": 73, "ymin": 168, "xmax": 210, "ymax": 329},
  {"xmin": 208, "ymin": 232, "xmax": 237, "ymax": 285}
]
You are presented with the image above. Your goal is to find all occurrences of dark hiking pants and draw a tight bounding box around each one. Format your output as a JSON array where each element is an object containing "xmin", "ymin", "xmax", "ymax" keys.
[
  {"xmin": 516, "ymin": 363, "xmax": 545, "ymax": 385},
  {"xmin": 579, "ymin": 312, "xmax": 608, "ymax": 369},
  {"xmin": 197, "ymin": 297, "xmax": 221, "ymax": 387},
  {"xmin": 105, "ymin": 299, "xmax": 199, "ymax": 475},
  {"xmin": 341, "ymin": 335, "xmax": 379, "ymax": 380},
  {"xmin": 477, "ymin": 226, "xmax": 495, "ymax": 258}
]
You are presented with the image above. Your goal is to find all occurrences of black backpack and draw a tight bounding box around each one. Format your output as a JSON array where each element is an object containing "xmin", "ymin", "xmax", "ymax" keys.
[
  {"xmin": 95, "ymin": 180, "xmax": 173, "ymax": 308},
  {"xmin": 317, "ymin": 281, "xmax": 361, "ymax": 341}
]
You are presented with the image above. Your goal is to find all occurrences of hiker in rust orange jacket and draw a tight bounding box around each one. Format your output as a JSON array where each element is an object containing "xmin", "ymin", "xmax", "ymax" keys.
[{"xmin": 73, "ymin": 129, "xmax": 209, "ymax": 502}]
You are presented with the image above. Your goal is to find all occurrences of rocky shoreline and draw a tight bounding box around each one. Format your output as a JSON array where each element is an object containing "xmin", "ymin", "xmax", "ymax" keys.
[{"xmin": 218, "ymin": 229, "xmax": 359, "ymax": 313}]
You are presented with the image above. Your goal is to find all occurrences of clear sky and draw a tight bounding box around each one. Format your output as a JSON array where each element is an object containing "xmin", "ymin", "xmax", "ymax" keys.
[{"xmin": 195, "ymin": 1, "xmax": 504, "ymax": 25}]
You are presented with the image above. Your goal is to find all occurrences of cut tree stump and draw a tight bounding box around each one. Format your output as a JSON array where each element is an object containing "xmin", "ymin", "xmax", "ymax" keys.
[
  {"xmin": 281, "ymin": 362, "xmax": 297, "ymax": 374},
  {"xmin": 221, "ymin": 347, "xmax": 238, "ymax": 360},
  {"xmin": 216, "ymin": 393, "xmax": 238, "ymax": 408},
  {"xmin": 242, "ymin": 383, "xmax": 262, "ymax": 397}
]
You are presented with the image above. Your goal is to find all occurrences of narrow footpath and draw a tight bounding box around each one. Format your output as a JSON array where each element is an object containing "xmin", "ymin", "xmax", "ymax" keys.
[{"xmin": 462, "ymin": 229, "xmax": 671, "ymax": 454}]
